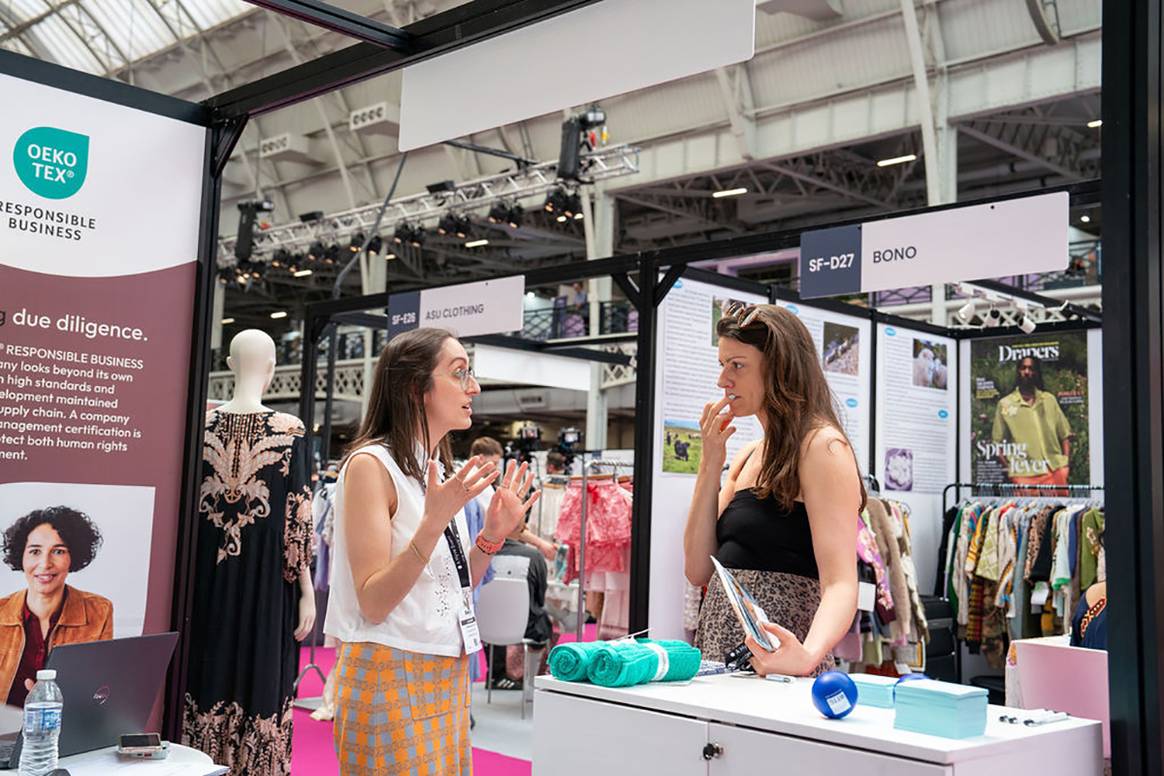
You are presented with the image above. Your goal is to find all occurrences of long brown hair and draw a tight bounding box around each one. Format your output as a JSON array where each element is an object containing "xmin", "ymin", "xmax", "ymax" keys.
[
  {"xmin": 345, "ymin": 327, "xmax": 455, "ymax": 481},
  {"xmin": 716, "ymin": 304, "xmax": 867, "ymax": 512}
]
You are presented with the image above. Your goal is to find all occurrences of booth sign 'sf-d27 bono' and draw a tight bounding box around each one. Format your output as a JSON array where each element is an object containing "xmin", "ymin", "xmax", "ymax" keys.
[
  {"xmin": 797, "ymin": 192, "xmax": 1069, "ymax": 300},
  {"xmin": 13, "ymin": 126, "xmax": 89, "ymax": 200}
]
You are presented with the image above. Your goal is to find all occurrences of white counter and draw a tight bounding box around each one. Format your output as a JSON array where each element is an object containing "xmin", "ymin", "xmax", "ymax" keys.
[{"xmin": 533, "ymin": 674, "xmax": 1103, "ymax": 775}]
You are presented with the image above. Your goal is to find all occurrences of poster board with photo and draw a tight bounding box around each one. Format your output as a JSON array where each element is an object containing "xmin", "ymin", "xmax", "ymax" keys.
[
  {"xmin": 874, "ymin": 323, "xmax": 958, "ymax": 595},
  {"xmin": 958, "ymin": 329, "xmax": 1104, "ymax": 491},
  {"xmin": 775, "ymin": 300, "xmax": 873, "ymax": 469},
  {"xmin": 0, "ymin": 63, "xmax": 208, "ymax": 700}
]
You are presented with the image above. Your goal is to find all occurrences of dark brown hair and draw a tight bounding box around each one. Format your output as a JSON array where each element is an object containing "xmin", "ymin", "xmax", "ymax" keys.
[
  {"xmin": 716, "ymin": 304, "xmax": 867, "ymax": 512},
  {"xmin": 470, "ymin": 436, "xmax": 504, "ymax": 457},
  {"xmin": 346, "ymin": 327, "xmax": 456, "ymax": 481},
  {"xmin": 3, "ymin": 506, "xmax": 103, "ymax": 572}
]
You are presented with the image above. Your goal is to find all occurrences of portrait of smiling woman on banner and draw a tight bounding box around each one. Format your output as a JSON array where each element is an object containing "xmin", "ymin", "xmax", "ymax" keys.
[{"xmin": 0, "ymin": 505, "xmax": 113, "ymax": 707}]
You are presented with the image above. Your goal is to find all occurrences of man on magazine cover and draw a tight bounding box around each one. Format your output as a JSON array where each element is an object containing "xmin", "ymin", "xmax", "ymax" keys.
[{"xmin": 991, "ymin": 356, "xmax": 1073, "ymax": 486}]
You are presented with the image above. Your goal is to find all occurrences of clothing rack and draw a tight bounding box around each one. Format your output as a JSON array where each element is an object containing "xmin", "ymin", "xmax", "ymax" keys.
[
  {"xmin": 292, "ymin": 479, "xmax": 332, "ymax": 711},
  {"xmin": 937, "ymin": 481, "xmax": 1106, "ymax": 684},
  {"xmin": 942, "ymin": 482, "xmax": 1105, "ymax": 520},
  {"xmin": 575, "ymin": 456, "xmax": 628, "ymax": 642}
]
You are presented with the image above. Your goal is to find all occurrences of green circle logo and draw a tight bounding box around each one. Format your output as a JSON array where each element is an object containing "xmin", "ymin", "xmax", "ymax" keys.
[{"xmin": 13, "ymin": 127, "xmax": 89, "ymax": 200}]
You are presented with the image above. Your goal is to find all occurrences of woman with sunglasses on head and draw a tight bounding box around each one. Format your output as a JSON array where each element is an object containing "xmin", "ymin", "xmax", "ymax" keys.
[
  {"xmin": 324, "ymin": 328, "xmax": 538, "ymax": 776},
  {"xmin": 684, "ymin": 304, "xmax": 864, "ymax": 678}
]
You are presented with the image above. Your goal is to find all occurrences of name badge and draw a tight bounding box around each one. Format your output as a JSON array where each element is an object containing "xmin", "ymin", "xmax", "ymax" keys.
[{"xmin": 459, "ymin": 588, "xmax": 482, "ymax": 655}]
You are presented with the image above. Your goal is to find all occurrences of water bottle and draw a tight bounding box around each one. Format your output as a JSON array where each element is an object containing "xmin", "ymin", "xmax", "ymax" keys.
[{"xmin": 19, "ymin": 669, "xmax": 62, "ymax": 776}]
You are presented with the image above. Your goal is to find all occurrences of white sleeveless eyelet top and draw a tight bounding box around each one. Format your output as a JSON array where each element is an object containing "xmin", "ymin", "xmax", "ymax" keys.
[{"xmin": 323, "ymin": 443, "xmax": 474, "ymax": 657}]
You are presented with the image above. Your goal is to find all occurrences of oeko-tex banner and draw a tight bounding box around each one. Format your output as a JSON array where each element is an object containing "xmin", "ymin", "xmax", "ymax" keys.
[{"xmin": 0, "ymin": 70, "xmax": 206, "ymax": 676}]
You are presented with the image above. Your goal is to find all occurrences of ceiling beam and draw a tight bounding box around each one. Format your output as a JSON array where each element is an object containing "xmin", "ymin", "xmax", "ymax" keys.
[
  {"xmin": 242, "ymin": 0, "xmax": 415, "ymax": 49},
  {"xmin": 758, "ymin": 161, "xmax": 894, "ymax": 209},
  {"xmin": 958, "ymin": 123, "xmax": 1081, "ymax": 180}
]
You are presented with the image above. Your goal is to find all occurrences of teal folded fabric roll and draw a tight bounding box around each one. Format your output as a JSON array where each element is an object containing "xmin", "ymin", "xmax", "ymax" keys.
[
  {"xmin": 548, "ymin": 642, "xmax": 605, "ymax": 682},
  {"xmin": 643, "ymin": 639, "xmax": 703, "ymax": 682},
  {"xmin": 587, "ymin": 641, "xmax": 658, "ymax": 687}
]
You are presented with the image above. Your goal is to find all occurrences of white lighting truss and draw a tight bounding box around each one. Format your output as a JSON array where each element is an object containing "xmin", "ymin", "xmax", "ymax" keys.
[{"xmin": 218, "ymin": 144, "xmax": 641, "ymax": 264}]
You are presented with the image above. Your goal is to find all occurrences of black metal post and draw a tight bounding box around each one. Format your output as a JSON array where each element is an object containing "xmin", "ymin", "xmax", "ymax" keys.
[
  {"xmin": 1102, "ymin": 1, "xmax": 1164, "ymax": 773},
  {"xmin": 164, "ymin": 116, "xmax": 229, "ymax": 741},
  {"xmin": 627, "ymin": 255, "xmax": 658, "ymax": 634}
]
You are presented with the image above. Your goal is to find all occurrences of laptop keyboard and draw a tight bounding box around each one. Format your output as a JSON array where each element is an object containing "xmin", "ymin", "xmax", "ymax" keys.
[{"xmin": 0, "ymin": 739, "xmax": 15, "ymax": 769}]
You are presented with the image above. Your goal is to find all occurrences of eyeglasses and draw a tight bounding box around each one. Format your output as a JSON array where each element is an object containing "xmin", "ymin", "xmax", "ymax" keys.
[
  {"xmin": 452, "ymin": 367, "xmax": 477, "ymax": 390},
  {"xmin": 727, "ymin": 303, "xmax": 762, "ymax": 328}
]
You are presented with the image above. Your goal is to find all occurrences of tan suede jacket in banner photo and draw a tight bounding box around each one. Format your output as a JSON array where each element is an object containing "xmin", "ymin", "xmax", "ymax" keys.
[{"xmin": 0, "ymin": 585, "xmax": 113, "ymax": 703}]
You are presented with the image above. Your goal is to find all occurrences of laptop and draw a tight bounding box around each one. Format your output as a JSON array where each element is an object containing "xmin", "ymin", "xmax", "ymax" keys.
[{"xmin": 0, "ymin": 632, "xmax": 179, "ymax": 768}]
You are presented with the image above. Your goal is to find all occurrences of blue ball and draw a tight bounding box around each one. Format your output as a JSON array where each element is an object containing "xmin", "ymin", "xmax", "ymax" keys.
[{"xmin": 811, "ymin": 671, "xmax": 858, "ymax": 719}]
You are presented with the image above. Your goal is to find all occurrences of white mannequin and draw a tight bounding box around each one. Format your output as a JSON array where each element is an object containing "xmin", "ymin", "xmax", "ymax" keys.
[
  {"xmin": 219, "ymin": 329, "xmax": 277, "ymax": 414},
  {"xmin": 211, "ymin": 328, "xmax": 316, "ymax": 641}
]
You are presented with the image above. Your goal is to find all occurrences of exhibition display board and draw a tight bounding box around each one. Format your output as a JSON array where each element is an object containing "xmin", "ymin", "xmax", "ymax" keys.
[{"xmin": 0, "ymin": 54, "xmax": 214, "ymax": 734}]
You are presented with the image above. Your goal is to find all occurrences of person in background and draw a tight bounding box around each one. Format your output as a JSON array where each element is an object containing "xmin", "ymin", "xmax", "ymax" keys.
[
  {"xmin": 471, "ymin": 437, "xmax": 557, "ymax": 560},
  {"xmin": 992, "ymin": 356, "xmax": 1073, "ymax": 488},
  {"xmin": 484, "ymin": 515, "xmax": 554, "ymax": 690},
  {"xmin": 325, "ymin": 328, "xmax": 538, "ymax": 776},
  {"xmin": 684, "ymin": 304, "xmax": 862, "ymax": 677}
]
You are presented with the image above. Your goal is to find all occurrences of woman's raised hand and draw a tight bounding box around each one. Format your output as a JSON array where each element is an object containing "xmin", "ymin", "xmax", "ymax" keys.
[
  {"xmin": 422, "ymin": 455, "xmax": 498, "ymax": 531},
  {"xmin": 699, "ymin": 396, "xmax": 737, "ymax": 472},
  {"xmin": 484, "ymin": 460, "xmax": 540, "ymax": 541}
]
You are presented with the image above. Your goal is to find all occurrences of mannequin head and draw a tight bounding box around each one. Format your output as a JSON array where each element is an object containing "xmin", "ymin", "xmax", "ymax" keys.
[{"xmin": 226, "ymin": 330, "xmax": 277, "ymax": 393}]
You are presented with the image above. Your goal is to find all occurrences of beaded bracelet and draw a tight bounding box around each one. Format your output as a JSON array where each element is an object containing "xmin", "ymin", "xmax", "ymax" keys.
[{"xmin": 475, "ymin": 533, "xmax": 504, "ymax": 555}]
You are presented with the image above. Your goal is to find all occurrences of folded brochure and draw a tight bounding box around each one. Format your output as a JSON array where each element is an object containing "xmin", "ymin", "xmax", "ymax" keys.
[{"xmin": 710, "ymin": 556, "xmax": 780, "ymax": 652}]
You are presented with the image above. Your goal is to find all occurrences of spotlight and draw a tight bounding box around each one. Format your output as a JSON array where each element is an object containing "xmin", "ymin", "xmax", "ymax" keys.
[
  {"xmin": 323, "ymin": 244, "xmax": 340, "ymax": 265},
  {"xmin": 956, "ymin": 299, "xmax": 977, "ymax": 324},
  {"xmin": 507, "ymin": 204, "xmax": 525, "ymax": 229},
  {"xmin": 349, "ymin": 232, "xmax": 366, "ymax": 254},
  {"xmin": 271, "ymin": 249, "xmax": 290, "ymax": 269},
  {"xmin": 544, "ymin": 189, "xmax": 570, "ymax": 215},
  {"xmin": 1019, "ymin": 315, "xmax": 1037, "ymax": 335},
  {"xmin": 438, "ymin": 214, "xmax": 459, "ymax": 237},
  {"xmin": 563, "ymin": 193, "xmax": 583, "ymax": 220},
  {"xmin": 488, "ymin": 203, "xmax": 510, "ymax": 225},
  {"xmin": 394, "ymin": 223, "xmax": 425, "ymax": 248},
  {"xmin": 455, "ymin": 215, "xmax": 472, "ymax": 240},
  {"xmin": 366, "ymin": 235, "xmax": 384, "ymax": 256},
  {"xmin": 984, "ymin": 307, "xmax": 1002, "ymax": 328},
  {"xmin": 307, "ymin": 241, "xmax": 325, "ymax": 263}
]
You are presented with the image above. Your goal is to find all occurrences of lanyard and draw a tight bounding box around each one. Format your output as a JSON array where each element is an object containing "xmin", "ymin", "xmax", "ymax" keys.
[{"xmin": 443, "ymin": 520, "xmax": 471, "ymax": 590}]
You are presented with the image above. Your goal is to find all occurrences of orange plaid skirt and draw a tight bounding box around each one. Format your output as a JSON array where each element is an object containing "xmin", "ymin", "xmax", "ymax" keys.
[{"xmin": 333, "ymin": 642, "xmax": 471, "ymax": 776}]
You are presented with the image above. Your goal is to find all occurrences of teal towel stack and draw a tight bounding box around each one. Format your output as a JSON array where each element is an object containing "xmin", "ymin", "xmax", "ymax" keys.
[
  {"xmin": 548, "ymin": 642, "xmax": 605, "ymax": 682},
  {"xmin": 849, "ymin": 674, "xmax": 898, "ymax": 708},
  {"xmin": 894, "ymin": 680, "xmax": 989, "ymax": 739},
  {"xmin": 587, "ymin": 641, "xmax": 659, "ymax": 687},
  {"xmin": 640, "ymin": 639, "xmax": 703, "ymax": 682}
]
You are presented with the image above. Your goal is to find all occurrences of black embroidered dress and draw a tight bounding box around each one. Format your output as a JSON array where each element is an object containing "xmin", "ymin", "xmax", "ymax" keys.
[{"xmin": 182, "ymin": 410, "xmax": 314, "ymax": 775}]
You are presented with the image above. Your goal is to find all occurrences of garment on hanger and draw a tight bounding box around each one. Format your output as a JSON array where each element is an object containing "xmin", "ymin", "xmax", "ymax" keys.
[
  {"xmin": 555, "ymin": 476, "xmax": 633, "ymax": 583},
  {"xmin": 183, "ymin": 410, "xmax": 314, "ymax": 776},
  {"xmin": 536, "ymin": 477, "xmax": 569, "ymax": 542}
]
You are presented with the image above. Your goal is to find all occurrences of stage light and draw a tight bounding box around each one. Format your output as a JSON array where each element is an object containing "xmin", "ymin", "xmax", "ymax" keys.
[
  {"xmin": 507, "ymin": 204, "xmax": 525, "ymax": 229},
  {"xmin": 394, "ymin": 223, "xmax": 425, "ymax": 248},
  {"xmin": 270, "ymin": 311, "xmax": 288, "ymax": 319},
  {"xmin": 713, "ymin": 187, "xmax": 748, "ymax": 198},
  {"xmin": 271, "ymin": 249, "xmax": 290, "ymax": 269},
  {"xmin": 956, "ymin": 299, "xmax": 977, "ymax": 324},
  {"xmin": 366, "ymin": 235, "xmax": 384, "ymax": 256},
  {"xmin": 984, "ymin": 307, "xmax": 1002, "ymax": 328},
  {"xmin": 323, "ymin": 244, "xmax": 340, "ymax": 265},
  {"xmin": 438, "ymin": 214, "xmax": 459, "ymax": 237},
  {"xmin": 307, "ymin": 241, "xmax": 325, "ymax": 263},
  {"xmin": 563, "ymin": 193, "xmax": 583, "ymax": 220},
  {"xmin": 455, "ymin": 215, "xmax": 472, "ymax": 239},
  {"xmin": 1019, "ymin": 315, "xmax": 1037, "ymax": 335},
  {"xmin": 349, "ymin": 232, "xmax": 366, "ymax": 253},
  {"xmin": 877, "ymin": 153, "xmax": 918, "ymax": 167},
  {"xmin": 488, "ymin": 203, "xmax": 509, "ymax": 225}
]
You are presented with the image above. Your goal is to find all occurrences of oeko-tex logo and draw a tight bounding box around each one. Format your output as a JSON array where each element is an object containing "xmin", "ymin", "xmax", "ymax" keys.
[{"xmin": 13, "ymin": 127, "xmax": 89, "ymax": 200}]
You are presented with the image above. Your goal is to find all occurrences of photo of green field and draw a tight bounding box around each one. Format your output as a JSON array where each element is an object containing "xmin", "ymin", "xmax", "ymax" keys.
[{"xmin": 662, "ymin": 420, "xmax": 702, "ymax": 474}]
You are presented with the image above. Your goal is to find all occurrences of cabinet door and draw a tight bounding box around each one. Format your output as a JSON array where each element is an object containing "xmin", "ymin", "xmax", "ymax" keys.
[
  {"xmin": 706, "ymin": 723, "xmax": 951, "ymax": 776},
  {"xmin": 533, "ymin": 691, "xmax": 709, "ymax": 776}
]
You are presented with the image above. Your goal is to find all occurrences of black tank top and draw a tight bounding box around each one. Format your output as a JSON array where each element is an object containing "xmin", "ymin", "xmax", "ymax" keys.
[{"xmin": 715, "ymin": 489, "xmax": 819, "ymax": 579}]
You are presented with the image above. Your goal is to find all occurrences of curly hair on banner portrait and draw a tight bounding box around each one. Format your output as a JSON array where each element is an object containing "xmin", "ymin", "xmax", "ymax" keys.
[{"xmin": 1, "ymin": 506, "xmax": 104, "ymax": 572}]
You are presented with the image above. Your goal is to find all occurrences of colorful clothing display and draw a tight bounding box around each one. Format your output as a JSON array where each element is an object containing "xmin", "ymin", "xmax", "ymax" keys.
[
  {"xmin": 943, "ymin": 496, "xmax": 1104, "ymax": 668},
  {"xmin": 183, "ymin": 410, "xmax": 314, "ymax": 776}
]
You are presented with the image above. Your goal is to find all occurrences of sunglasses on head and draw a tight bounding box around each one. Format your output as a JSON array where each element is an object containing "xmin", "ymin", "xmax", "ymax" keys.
[{"xmin": 727, "ymin": 303, "xmax": 762, "ymax": 328}]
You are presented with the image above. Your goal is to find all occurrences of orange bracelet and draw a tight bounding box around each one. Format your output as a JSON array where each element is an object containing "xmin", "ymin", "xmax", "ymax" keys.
[{"xmin": 475, "ymin": 534, "xmax": 504, "ymax": 555}]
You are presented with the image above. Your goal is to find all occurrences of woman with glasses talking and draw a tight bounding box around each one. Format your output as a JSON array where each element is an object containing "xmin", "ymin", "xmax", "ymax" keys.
[
  {"xmin": 684, "ymin": 304, "xmax": 863, "ymax": 678},
  {"xmin": 324, "ymin": 328, "xmax": 538, "ymax": 775}
]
